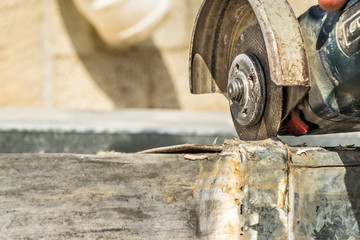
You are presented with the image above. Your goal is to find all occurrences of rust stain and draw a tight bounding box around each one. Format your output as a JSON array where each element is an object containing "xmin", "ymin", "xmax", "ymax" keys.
[
  {"xmin": 277, "ymin": 177, "xmax": 288, "ymax": 210},
  {"xmin": 232, "ymin": 158, "xmax": 241, "ymax": 173},
  {"xmin": 224, "ymin": 222, "xmax": 236, "ymax": 235},
  {"xmin": 161, "ymin": 190, "xmax": 178, "ymax": 204}
]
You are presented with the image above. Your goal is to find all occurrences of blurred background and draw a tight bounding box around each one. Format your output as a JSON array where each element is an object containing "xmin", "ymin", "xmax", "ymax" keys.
[
  {"xmin": 0, "ymin": 0, "xmax": 229, "ymax": 111},
  {"xmin": 0, "ymin": 0, "xmax": 358, "ymax": 153},
  {"xmin": 0, "ymin": 0, "xmax": 319, "ymax": 111}
]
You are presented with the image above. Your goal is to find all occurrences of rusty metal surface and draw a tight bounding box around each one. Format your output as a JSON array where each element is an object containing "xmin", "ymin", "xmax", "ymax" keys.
[
  {"xmin": 219, "ymin": 139, "xmax": 360, "ymax": 239},
  {"xmin": 1, "ymin": 141, "xmax": 360, "ymax": 239},
  {"xmin": 194, "ymin": 153, "xmax": 243, "ymax": 238},
  {"xmin": 222, "ymin": 139, "xmax": 289, "ymax": 239},
  {"xmin": 189, "ymin": 0, "xmax": 309, "ymax": 95}
]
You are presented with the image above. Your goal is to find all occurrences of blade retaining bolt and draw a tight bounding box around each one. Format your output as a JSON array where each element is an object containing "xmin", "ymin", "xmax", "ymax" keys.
[{"xmin": 227, "ymin": 78, "xmax": 244, "ymax": 102}]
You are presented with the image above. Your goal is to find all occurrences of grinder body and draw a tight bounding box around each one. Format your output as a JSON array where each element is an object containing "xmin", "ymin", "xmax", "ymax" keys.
[{"xmin": 297, "ymin": 0, "xmax": 360, "ymax": 134}]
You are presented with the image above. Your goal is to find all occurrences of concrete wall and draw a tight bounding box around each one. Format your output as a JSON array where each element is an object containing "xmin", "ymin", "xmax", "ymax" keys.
[{"xmin": 0, "ymin": 0, "xmax": 316, "ymax": 111}]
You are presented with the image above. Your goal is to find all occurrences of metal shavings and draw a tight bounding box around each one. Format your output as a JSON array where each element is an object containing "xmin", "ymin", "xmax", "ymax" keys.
[
  {"xmin": 184, "ymin": 154, "xmax": 209, "ymax": 161},
  {"xmin": 296, "ymin": 147, "xmax": 324, "ymax": 155},
  {"xmin": 137, "ymin": 144, "xmax": 223, "ymax": 154}
]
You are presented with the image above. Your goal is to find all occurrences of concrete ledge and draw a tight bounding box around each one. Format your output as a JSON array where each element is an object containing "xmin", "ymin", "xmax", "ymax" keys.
[
  {"xmin": 0, "ymin": 108, "xmax": 237, "ymax": 153},
  {"xmin": 1, "ymin": 108, "xmax": 359, "ymax": 153}
]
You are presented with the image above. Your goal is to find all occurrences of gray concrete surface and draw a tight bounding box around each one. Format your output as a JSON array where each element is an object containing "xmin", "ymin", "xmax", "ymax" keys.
[
  {"xmin": 0, "ymin": 108, "xmax": 237, "ymax": 153},
  {"xmin": 0, "ymin": 109, "xmax": 359, "ymax": 154}
]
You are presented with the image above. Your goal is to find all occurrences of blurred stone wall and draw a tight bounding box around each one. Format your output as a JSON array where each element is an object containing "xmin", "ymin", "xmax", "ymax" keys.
[{"xmin": 0, "ymin": 0, "xmax": 316, "ymax": 111}]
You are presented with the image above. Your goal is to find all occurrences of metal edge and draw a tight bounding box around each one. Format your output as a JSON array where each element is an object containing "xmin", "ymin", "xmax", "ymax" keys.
[
  {"xmin": 190, "ymin": 0, "xmax": 309, "ymax": 92},
  {"xmin": 248, "ymin": 0, "xmax": 309, "ymax": 86},
  {"xmin": 189, "ymin": 0, "xmax": 216, "ymax": 94}
]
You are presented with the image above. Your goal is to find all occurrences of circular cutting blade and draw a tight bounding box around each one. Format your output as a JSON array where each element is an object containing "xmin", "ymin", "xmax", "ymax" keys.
[{"xmin": 229, "ymin": 23, "xmax": 283, "ymax": 140}]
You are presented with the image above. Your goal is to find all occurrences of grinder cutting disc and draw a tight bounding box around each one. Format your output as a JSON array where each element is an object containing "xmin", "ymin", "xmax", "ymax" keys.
[
  {"xmin": 189, "ymin": 0, "xmax": 309, "ymax": 140},
  {"xmin": 208, "ymin": 1, "xmax": 284, "ymax": 140},
  {"xmin": 228, "ymin": 23, "xmax": 283, "ymax": 140}
]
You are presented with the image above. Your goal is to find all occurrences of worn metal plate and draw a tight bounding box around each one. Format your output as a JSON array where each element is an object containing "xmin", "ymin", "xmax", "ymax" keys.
[
  {"xmin": 1, "ymin": 141, "xmax": 360, "ymax": 239},
  {"xmin": 290, "ymin": 149, "xmax": 360, "ymax": 239},
  {"xmin": 0, "ymin": 154, "xmax": 203, "ymax": 239},
  {"xmin": 222, "ymin": 139, "xmax": 289, "ymax": 239},
  {"xmin": 221, "ymin": 140, "xmax": 360, "ymax": 239}
]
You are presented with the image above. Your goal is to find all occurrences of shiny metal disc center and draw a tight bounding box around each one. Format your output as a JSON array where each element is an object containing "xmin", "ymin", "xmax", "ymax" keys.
[{"xmin": 227, "ymin": 54, "xmax": 266, "ymax": 126}]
